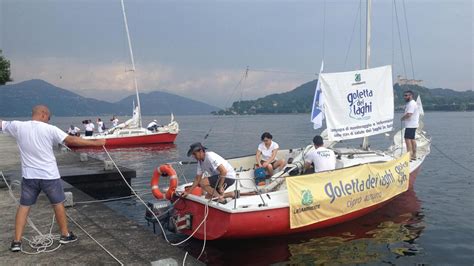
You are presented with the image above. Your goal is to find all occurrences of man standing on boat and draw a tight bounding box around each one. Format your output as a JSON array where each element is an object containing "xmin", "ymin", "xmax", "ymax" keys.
[
  {"xmin": 84, "ymin": 120, "xmax": 95, "ymax": 136},
  {"xmin": 401, "ymin": 90, "xmax": 420, "ymax": 160},
  {"xmin": 97, "ymin": 118, "xmax": 104, "ymax": 134},
  {"xmin": 304, "ymin": 135, "xmax": 336, "ymax": 173},
  {"xmin": 1, "ymin": 105, "xmax": 106, "ymax": 252},
  {"xmin": 182, "ymin": 142, "xmax": 236, "ymax": 202}
]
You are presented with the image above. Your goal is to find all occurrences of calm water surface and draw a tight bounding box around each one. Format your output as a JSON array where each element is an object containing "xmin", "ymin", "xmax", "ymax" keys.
[{"xmin": 45, "ymin": 112, "xmax": 474, "ymax": 264}]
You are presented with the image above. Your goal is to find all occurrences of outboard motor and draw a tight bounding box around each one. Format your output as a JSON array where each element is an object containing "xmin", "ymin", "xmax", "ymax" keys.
[{"xmin": 144, "ymin": 199, "xmax": 174, "ymax": 234}]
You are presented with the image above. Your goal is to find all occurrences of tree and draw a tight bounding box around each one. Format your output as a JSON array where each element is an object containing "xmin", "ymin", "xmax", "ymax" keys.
[{"xmin": 0, "ymin": 50, "xmax": 12, "ymax": 85}]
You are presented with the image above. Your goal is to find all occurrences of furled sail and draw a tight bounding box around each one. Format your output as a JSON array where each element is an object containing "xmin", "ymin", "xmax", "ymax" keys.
[
  {"xmin": 311, "ymin": 61, "xmax": 325, "ymax": 129},
  {"xmin": 320, "ymin": 65, "xmax": 394, "ymax": 141}
]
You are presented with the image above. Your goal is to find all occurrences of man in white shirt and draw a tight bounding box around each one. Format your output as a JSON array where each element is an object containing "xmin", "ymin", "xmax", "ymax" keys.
[
  {"xmin": 401, "ymin": 90, "xmax": 420, "ymax": 160},
  {"xmin": 67, "ymin": 125, "xmax": 81, "ymax": 136},
  {"xmin": 304, "ymin": 135, "xmax": 336, "ymax": 173},
  {"xmin": 1, "ymin": 105, "xmax": 106, "ymax": 252},
  {"xmin": 111, "ymin": 116, "xmax": 119, "ymax": 127},
  {"xmin": 147, "ymin": 120, "xmax": 160, "ymax": 132},
  {"xmin": 84, "ymin": 120, "xmax": 95, "ymax": 136},
  {"xmin": 181, "ymin": 142, "xmax": 236, "ymax": 202}
]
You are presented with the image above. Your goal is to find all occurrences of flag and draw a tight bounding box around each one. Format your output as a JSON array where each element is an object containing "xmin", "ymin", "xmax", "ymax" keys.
[
  {"xmin": 416, "ymin": 95, "xmax": 424, "ymax": 117},
  {"xmin": 311, "ymin": 61, "xmax": 325, "ymax": 129}
]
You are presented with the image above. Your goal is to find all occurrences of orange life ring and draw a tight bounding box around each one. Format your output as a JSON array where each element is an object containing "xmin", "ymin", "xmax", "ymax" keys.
[{"xmin": 151, "ymin": 164, "xmax": 178, "ymax": 200}]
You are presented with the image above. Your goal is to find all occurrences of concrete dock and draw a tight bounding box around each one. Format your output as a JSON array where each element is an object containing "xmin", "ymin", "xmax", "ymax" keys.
[{"xmin": 0, "ymin": 133, "xmax": 202, "ymax": 265}]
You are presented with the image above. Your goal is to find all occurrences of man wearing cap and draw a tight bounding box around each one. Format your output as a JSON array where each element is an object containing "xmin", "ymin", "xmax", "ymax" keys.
[{"xmin": 182, "ymin": 142, "xmax": 236, "ymax": 201}]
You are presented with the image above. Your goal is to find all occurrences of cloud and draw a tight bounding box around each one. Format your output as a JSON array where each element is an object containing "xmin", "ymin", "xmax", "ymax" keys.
[{"xmin": 10, "ymin": 57, "xmax": 312, "ymax": 107}]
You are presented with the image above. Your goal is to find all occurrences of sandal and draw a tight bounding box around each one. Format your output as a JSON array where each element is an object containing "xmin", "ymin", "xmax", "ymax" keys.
[{"xmin": 213, "ymin": 197, "xmax": 228, "ymax": 204}]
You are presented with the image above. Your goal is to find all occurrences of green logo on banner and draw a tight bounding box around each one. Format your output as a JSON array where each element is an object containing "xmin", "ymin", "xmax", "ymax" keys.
[
  {"xmin": 301, "ymin": 190, "xmax": 314, "ymax": 206},
  {"xmin": 355, "ymin": 73, "xmax": 361, "ymax": 82}
]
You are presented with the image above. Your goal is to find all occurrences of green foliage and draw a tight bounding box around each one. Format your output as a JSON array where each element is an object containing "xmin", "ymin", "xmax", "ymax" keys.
[
  {"xmin": 0, "ymin": 50, "xmax": 13, "ymax": 85},
  {"xmin": 217, "ymin": 81, "xmax": 474, "ymax": 115}
]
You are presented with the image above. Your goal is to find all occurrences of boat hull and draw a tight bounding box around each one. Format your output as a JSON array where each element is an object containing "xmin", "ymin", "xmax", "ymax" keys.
[
  {"xmin": 173, "ymin": 164, "xmax": 421, "ymax": 240},
  {"xmin": 69, "ymin": 132, "xmax": 178, "ymax": 148}
]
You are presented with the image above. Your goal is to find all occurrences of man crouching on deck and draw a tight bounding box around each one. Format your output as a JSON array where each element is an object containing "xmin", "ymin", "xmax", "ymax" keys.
[
  {"xmin": 181, "ymin": 142, "xmax": 236, "ymax": 203},
  {"xmin": 1, "ymin": 105, "xmax": 106, "ymax": 252}
]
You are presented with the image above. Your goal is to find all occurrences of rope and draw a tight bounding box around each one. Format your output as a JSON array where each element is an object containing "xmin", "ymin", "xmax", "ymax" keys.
[
  {"xmin": 401, "ymin": 0, "xmax": 416, "ymax": 79},
  {"xmin": 1, "ymin": 172, "xmax": 62, "ymax": 255},
  {"xmin": 322, "ymin": 0, "xmax": 326, "ymax": 59},
  {"xmin": 360, "ymin": 0, "xmax": 363, "ymax": 69},
  {"xmin": 66, "ymin": 213, "xmax": 124, "ymax": 265},
  {"xmin": 203, "ymin": 69, "xmax": 247, "ymax": 140},
  {"xmin": 101, "ymin": 146, "xmax": 213, "ymax": 251},
  {"xmin": 73, "ymin": 192, "xmax": 151, "ymax": 205},
  {"xmin": 401, "ymin": 125, "xmax": 473, "ymax": 173},
  {"xmin": 343, "ymin": 0, "xmax": 362, "ymax": 69},
  {"xmin": 393, "ymin": 0, "xmax": 408, "ymax": 78},
  {"xmin": 428, "ymin": 141, "xmax": 474, "ymax": 173}
]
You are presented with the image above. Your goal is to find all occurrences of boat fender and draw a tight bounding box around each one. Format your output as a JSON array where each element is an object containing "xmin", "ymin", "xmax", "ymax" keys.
[{"xmin": 151, "ymin": 164, "xmax": 178, "ymax": 200}]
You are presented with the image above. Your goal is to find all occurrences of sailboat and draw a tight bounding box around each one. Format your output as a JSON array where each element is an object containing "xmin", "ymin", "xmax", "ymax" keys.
[
  {"xmin": 147, "ymin": 0, "xmax": 431, "ymax": 240},
  {"xmin": 68, "ymin": 0, "xmax": 179, "ymax": 148}
]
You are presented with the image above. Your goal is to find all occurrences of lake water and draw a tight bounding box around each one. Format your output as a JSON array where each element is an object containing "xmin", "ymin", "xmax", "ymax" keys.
[{"xmin": 29, "ymin": 112, "xmax": 474, "ymax": 264}]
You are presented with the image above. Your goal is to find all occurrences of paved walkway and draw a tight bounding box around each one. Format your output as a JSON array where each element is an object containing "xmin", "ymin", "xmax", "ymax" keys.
[{"xmin": 0, "ymin": 133, "xmax": 202, "ymax": 265}]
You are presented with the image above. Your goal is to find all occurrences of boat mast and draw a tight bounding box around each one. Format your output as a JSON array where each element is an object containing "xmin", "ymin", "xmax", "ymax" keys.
[
  {"xmin": 120, "ymin": 0, "xmax": 142, "ymax": 128},
  {"xmin": 362, "ymin": 0, "xmax": 371, "ymax": 150}
]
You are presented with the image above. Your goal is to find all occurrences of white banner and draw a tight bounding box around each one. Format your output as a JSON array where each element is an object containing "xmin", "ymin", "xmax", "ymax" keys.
[{"xmin": 320, "ymin": 65, "xmax": 394, "ymax": 141}]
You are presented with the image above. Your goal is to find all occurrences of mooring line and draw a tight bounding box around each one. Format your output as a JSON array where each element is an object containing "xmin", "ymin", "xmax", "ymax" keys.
[
  {"xmin": 1, "ymin": 172, "xmax": 61, "ymax": 255},
  {"xmin": 102, "ymin": 146, "xmax": 213, "ymax": 264},
  {"xmin": 66, "ymin": 213, "xmax": 124, "ymax": 265}
]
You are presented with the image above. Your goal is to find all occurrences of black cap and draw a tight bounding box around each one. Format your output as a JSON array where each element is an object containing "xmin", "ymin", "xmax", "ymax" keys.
[{"xmin": 187, "ymin": 142, "xmax": 207, "ymax": 157}]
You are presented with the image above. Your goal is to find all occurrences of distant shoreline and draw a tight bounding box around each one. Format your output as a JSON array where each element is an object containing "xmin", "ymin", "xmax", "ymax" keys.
[{"xmin": 212, "ymin": 109, "xmax": 473, "ymax": 116}]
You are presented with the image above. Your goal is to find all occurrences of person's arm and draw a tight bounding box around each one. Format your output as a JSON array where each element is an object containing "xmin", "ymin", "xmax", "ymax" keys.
[
  {"xmin": 256, "ymin": 149, "xmax": 262, "ymax": 167},
  {"xmin": 401, "ymin": 113, "xmax": 412, "ymax": 121},
  {"xmin": 401, "ymin": 102, "xmax": 415, "ymax": 121},
  {"xmin": 304, "ymin": 152, "xmax": 313, "ymax": 171},
  {"xmin": 268, "ymin": 148, "xmax": 279, "ymax": 163},
  {"xmin": 181, "ymin": 174, "xmax": 202, "ymax": 197},
  {"xmin": 0, "ymin": 120, "xmax": 3, "ymax": 130},
  {"xmin": 64, "ymin": 136, "xmax": 105, "ymax": 147},
  {"xmin": 216, "ymin": 165, "xmax": 228, "ymax": 194}
]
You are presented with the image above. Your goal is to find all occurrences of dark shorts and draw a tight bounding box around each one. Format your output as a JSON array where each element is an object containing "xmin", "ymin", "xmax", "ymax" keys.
[
  {"xmin": 20, "ymin": 178, "xmax": 65, "ymax": 206},
  {"xmin": 404, "ymin": 128, "xmax": 416, "ymax": 140},
  {"xmin": 260, "ymin": 160, "xmax": 277, "ymax": 165},
  {"xmin": 85, "ymin": 131, "xmax": 93, "ymax": 136},
  {"xmin": 207, "ymin": 175, "xmax": 235, "ymax": 190}
]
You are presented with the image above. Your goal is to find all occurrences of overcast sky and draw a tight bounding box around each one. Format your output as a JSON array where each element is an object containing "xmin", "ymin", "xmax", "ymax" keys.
[{"xmin": 1, "ymin": 0, "xmax": 472, "ymax": 107}]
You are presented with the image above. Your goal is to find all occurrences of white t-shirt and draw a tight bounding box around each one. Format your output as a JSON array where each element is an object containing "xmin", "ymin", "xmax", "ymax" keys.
[
  {"xmin": 1, "ymin": 120, "xmax": 68, "ymax": 180},
  {"xmin": 85, "ymin": 122, "xmax": 95, "ymax": 132},
  {"xmin": 305, "ymin": 146, "xmax": 336, "ymax": 173},
  {"xmin": 197, "ymin": 151, "xmax": 236, "ymax": 179},
  {"xmin": 404, "ymin": 100, "xmax": 419, "ymax": 128},
  {"xmin": 97, "ymin": 121, "xmax": 104, "ymax": 133},
  {"xmin": 112, "ymin": 119, "xmax": 119, "ymax": 127},
  {"xmin": 258, "ymin": 141, "xmax": 279, "ymax": 161},
  {"xmin": 147, "ymin": 121, "xmax": 157, "ymax": 128}
]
